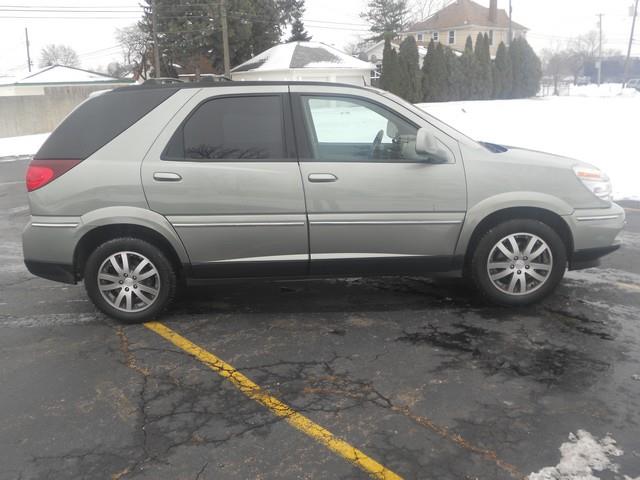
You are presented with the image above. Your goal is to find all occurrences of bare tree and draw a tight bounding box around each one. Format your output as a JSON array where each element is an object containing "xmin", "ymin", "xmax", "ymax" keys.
[
  {"xmin": 408, "ymin": 0, "xmax": 451, "ymax": 23},
  {"xmin": 115, "ymin": 24, "xmax": 150, "ymax": 79},
  {"xmin": 38, "ymin": 44, "xmax": 80, "ymax": 68}
]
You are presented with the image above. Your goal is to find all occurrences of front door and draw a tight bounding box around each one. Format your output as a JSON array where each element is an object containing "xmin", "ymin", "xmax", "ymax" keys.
[
  {"xmin": 142, "ymin": 86, "xmax": 308, "ymax": 278},
  {"xmin": 291, "ymin": 86, "xmax": 467, "ymax": 275}
]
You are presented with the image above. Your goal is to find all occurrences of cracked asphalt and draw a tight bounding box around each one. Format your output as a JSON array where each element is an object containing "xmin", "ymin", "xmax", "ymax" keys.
[{"xmin": 1, "ymin": 157, "xmax": 640, "ymax": 480}]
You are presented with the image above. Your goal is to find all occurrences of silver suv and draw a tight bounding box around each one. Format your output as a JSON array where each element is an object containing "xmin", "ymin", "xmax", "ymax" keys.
[{"xmin": 22, "ymin": 82, "xmax": 625, "ymax": 322}]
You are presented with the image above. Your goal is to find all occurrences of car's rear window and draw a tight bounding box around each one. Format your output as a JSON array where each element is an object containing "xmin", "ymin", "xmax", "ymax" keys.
[{"xmin": 34, "ymin": 87, "xmax": 179, "ymax": 160}]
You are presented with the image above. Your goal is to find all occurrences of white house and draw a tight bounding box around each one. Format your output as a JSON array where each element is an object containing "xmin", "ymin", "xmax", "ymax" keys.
[
  {"xmin": 231, "ymin": 41, "xmax": 376, "ymax": 86},
  {"xmin": 0, "ymin": 64, "xmax": 131, "ymax": 97},
  {"xmin": 362, "ymin": 40, "xmax": 429, "ymax": 68}
]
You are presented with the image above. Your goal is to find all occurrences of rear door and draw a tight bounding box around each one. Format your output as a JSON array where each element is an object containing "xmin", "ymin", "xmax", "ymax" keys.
[
  {"xmin": 290, "ymin": 85, "xmax": 467, "ymax": 275},
  {"xmin": 141, "ymin": 86, "xmax": 308, "ymax": 278}
]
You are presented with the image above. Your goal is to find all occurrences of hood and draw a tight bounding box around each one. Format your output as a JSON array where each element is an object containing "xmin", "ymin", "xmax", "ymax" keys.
[{"xmin": 481, "ymin": 142, "xmax": 592, "ymax": 170}]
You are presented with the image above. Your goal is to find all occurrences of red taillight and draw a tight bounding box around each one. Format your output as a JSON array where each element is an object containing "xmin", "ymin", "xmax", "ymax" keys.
[{"xmin": 26, "ymin": 159, "xmax": 82, "ymax": 192}]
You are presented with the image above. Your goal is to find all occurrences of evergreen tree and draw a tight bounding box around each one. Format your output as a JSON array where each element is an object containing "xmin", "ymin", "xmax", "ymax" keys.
[
  {"xmin": 398, "ymin": 35, "xmax": 422, "ymax": 102},
  {"xmin": 474, "ymin": 33, "xmax": 492, "ymax": 99},
  {"xmin": 361, "ymin": 0, "xmax": 410, "ymax": 42},
  {"xmin": 521, "ymin": 38, "xmax": 542, "ymax": 97},
  {"xmin": 287, "ymin": 0, "xmax": 312, "ymax": 42},
  {"xmin": 492, "ymin": 41, "xmax": 512, "ymax": 99},
  {"xmin": 460, "ymin": 35, "xmax": 478, "ymax": 99},
  {"xmin": 381, "ymin": 35, "xmax": 402, "ymax": 96},
  {"xmin": 444, "ymin": 47, "xmax": 463, "ymax": 101},
  {"xmin": 421, "ymin": 41, "xmax": 450, "ymax": 102},
  {"xmin": 510, "ymin": 37, "xmax": 541, "ymax": 98},
  {"xmin": 421, "ymin": 39, "xmax": 435, "ymax": 101},
  {"xmin": 140, "ymin": 0, "xmax": 294, "ymax": 76}
]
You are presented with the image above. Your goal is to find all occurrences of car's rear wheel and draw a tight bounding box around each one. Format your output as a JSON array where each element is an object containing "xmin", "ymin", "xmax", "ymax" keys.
[
  {"xmin": 471, "ymin": 219, "xmax": 567, "ymax": 306},
  {"xmin": 84, "ymin": 238, "xmax": 176, "ymax": 323}
]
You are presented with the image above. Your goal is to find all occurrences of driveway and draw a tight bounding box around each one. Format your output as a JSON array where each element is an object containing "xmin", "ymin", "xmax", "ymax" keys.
[{"xmin": 1, "ymin": 157, "xmax": 639, "ymax": 479}]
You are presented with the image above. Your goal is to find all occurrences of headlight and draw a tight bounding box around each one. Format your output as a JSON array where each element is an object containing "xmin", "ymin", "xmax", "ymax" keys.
[{"xmin": 573, "ymin": 166, "xmax": 612, "ymax": 201}]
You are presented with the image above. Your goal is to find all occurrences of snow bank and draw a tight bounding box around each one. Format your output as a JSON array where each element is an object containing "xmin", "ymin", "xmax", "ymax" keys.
[
  {"xmin": 528, "ymin": 430, "xmax": 630, "ymax": 480},
  {"xmin": 0, "ymin": 132, "xmax": 49, "ymax": 159},
  {"xmin": 564, "ymin": 83, "xmax": 639, "ymax": 98},
  {"xmin": 418, "ymin": 95, "xmax": 640, "ymax": 201}
]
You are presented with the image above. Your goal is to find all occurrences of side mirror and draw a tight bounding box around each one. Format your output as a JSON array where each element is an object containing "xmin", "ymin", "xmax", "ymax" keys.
[{"xmin": 415, "ymin": 127, "xmax": 450, "ymax": 164}]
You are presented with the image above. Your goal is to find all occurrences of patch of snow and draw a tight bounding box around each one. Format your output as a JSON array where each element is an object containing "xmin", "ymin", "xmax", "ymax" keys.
[
  {"xmin": 0, "ymin": 132, "xmax": 49, "ymax": 158},
  {"xmin": 417, "ymin": 94, "xmax": 640, "ymax": 201},
  {"xmin": 564, "ymin": 83, "xmax": 639, "ymax": 98},
  {"xmin": 232, "ymin": 41, "xmax": 374, "ymax": 73},
  {"xmin": 528, "ymin": 430, "xmax": 623, "ymax": 480}
]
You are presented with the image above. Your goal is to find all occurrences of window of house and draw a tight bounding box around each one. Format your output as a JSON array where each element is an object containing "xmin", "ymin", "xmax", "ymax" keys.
[
  {"xmin": 164, "ymin": 96, "xmax": 285, "ymax": 161},
  {"xmin": 417, "ymin": 33, "xmax": 423, "ymax": 41},
  {"xmin": 448, "ymin": 30, "xmax": 455, "ymax": 44},
  {"xmin": 432, "ymin": 31, "xmax": 439, "ymax": 42},
  {"xmin": 300, "ymin": 96, "xmax": 448, "ymax": 163},
  {"xmin": 489, "ymin": 30, "xmax": 494, "ymax": 45}
]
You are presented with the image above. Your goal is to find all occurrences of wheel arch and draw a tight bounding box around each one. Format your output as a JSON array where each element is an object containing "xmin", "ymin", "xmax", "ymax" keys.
[
  {"xmin": 458, "ymin": 202, "xmax": 574, "ymax": 273},
  {"xmin": 74, "ymin": 207, "xmax": 189, "ymax": 280}
]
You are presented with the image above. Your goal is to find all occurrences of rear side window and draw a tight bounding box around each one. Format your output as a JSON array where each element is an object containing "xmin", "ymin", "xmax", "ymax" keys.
[
  {"xmin": 163, "ymin": 95, "xmax": 286, "ymax": 161},
  {"xmin": 34, "ymin": 87, "xmax": 178, "ymax": 160}
]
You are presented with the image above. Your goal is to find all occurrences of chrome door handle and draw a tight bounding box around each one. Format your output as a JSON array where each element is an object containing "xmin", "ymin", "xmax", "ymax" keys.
[
  {"xmin": 308, "ymin": 173, "xmax": 338, "ymax": 183},
  {"xmin": 153, "ymin": 172, "xmax": 182, "ymax": 182}
]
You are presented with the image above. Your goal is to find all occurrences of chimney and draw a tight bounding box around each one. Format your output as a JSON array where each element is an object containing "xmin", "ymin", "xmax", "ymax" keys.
[{"xmin": 489, "ymin": 0, "xmax": 498, "ymax": 22}]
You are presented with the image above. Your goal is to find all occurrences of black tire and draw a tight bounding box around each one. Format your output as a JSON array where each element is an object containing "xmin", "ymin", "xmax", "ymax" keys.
[
  {"xmin": 471, "ymin": 219, "xmax": 567, "ymax": 306},
  {"xmin": 84, "ymin": 237, "xmax": 176, "ymax": 323}
]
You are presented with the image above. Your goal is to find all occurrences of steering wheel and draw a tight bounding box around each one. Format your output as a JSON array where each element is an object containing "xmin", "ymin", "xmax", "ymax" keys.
[{"xmin": 370, "ymin": 129, "xmax": 384, "ymax": 158}]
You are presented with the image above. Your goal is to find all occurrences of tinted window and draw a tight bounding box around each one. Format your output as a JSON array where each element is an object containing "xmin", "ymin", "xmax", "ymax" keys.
[
  {"xmin": 35, "ymin": 87, "xmax": 178, "ymax": 160},
  {"xmin": 169, "ymin": 95, "xmax": 285, "ymax": 161},
  {"xmin": 301, "ymin": 96, "xmax": 442, "ymax": 163}
]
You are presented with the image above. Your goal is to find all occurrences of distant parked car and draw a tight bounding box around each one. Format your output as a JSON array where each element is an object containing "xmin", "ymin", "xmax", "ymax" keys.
[
  {"xmin": 575, "ymin": 76, "xmax": 590, "ymax": 86},
  {"xmin": 22, "ymin": 81, "xmax": 625, "ymax": 322},
  {"xmin": 627, "ymin": 79, "xmax": 640, "ymax": 91}
]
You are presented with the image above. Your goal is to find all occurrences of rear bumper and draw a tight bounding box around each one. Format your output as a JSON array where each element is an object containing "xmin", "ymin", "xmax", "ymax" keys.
[
  {"xmin": 22, "ymin": 216, "xmax": 81, "ymax": 284},
  {"xmin": 24, "ymin": 260, "xmax": 77, "ymax": 284}
]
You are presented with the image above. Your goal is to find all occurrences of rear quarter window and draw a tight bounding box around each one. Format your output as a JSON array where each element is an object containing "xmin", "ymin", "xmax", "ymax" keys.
[{"xmin": 34, "ymin": 87, "xmax": 179, "ymax": 160}]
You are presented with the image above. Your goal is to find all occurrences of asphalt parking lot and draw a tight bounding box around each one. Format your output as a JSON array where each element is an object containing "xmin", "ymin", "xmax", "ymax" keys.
[{"xmin": 1, "ymin": 156, "xmax": 640, "ymax": 480}]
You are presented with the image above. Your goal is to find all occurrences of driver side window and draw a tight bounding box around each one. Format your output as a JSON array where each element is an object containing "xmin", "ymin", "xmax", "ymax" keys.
[{"xmin": 301, "ymin": 95, "xmax": 433, "ymax": 163}]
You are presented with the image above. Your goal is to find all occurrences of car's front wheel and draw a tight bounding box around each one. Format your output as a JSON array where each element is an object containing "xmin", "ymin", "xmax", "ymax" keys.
[
  {"xmin": 84, "ymin": 238, "xmax": 176, "ymax": 323},
  {"xmin": 471, "ymin": 219, "xmax": 567, "ymax": 306}
]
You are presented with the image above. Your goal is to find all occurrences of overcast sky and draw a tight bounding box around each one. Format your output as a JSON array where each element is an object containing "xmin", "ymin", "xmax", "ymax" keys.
[{"xmin": 0, "ymin": 0, "xmax": 638, "ymax": 77}]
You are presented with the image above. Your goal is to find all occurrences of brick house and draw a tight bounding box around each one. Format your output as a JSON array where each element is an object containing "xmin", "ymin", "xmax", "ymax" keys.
[{"xmin": 400, "ymin": 0, "xmax": 528, "ymax": 57}]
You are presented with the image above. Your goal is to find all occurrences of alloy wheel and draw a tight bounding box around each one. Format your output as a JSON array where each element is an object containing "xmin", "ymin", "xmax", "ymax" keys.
[
  {"xmin": 97, "ymin": 251, "xmax": 161, "ymax": 312},
  {"xmin": 486, "ymin": 233, "xmax": 553, "ymax": 296}
]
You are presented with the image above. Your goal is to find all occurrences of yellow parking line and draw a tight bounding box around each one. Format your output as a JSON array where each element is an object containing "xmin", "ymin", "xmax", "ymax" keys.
[{"xmin": 144, "ymin": 321, "xmax": 402, "ymax": 480}]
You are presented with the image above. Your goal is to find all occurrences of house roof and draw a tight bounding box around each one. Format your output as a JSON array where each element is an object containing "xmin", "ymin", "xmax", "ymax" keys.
[
  {"xmin": 362, "ymin": 40, "xmax": 428, "ymax": 58},
  {"xmin": 9, "ymin": 65, "xmax": 130, "ymax": 85},
  {"xmin": 232, "ymin": 41, "xmax": 375, "ymax": 73},
  {"xmin": 406, "ymin": 0, "xmax": 527, "ymax": 32}
]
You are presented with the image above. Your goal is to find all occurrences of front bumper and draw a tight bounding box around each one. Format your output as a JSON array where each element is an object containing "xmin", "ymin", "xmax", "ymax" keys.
[{"xmin": 564, "ymin": 203, "xmax": 626, "ymax": 270}]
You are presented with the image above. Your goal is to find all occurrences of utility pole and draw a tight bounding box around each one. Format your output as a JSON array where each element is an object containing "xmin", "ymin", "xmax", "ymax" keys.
[
  {"xmin": 597, "ymin": 13, "xmax": 604, "ymax": 86},
  {"xmin": 151, "ymin": 0, "xmax": 161, "ymax": 78},
  {"xmin": 508, "ymin": 0, "xmax": 513, "ymax": 46},
  {"xmin": 220, "ymin": 0, "xmax": 231, "ymax": 78},
  {"xmin": 24, "ymin": 27, "xmax": 32, "ymax": 72},
  {"xmin": 623, "ymin": 0, "xmax": 639, "ymax": 88}
]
